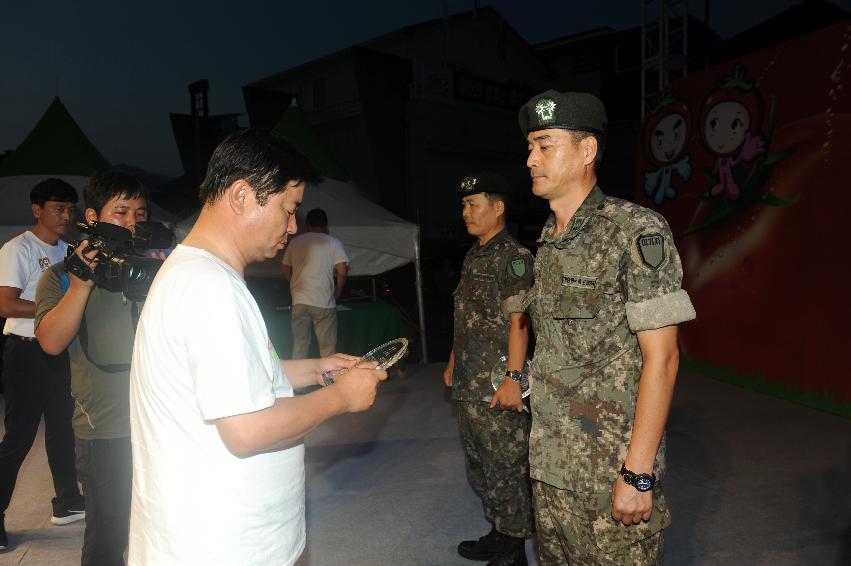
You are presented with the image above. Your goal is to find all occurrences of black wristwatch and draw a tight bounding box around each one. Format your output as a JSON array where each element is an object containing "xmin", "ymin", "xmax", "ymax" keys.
[
  {"xmin": 504, "ymin": 370, "xmax": 529, "ymax": 391},
  {"xmin": 619, "ymin": 464, "xmax": 656, "ymax": 492}
]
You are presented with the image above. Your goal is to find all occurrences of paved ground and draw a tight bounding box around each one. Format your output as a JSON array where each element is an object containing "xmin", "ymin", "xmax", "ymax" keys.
[{"xmin": 1, "ymin": 365, "xmax": 849, "ymax": 565}]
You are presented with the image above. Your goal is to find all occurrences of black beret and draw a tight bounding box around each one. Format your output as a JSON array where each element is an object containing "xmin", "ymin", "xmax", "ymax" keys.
[
  {"xmin": 458, "ymin": 171, "xmax": 513, "ymax": 198},
  {"xmin": 518, "ymin": 90, "xmax": 608, "ymax": 136}
]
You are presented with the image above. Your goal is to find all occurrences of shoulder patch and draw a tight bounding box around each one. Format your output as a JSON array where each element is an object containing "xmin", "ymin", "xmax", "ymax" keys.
[
  {"xmin": 636, "ymin": 233, "xmax": 666, "ymax": 270},
  {"xmin": 508, "ymin": 255, "xmax": 530, "ymax": 279}
]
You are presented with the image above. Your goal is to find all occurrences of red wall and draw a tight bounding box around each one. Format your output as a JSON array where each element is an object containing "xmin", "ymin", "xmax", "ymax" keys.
[{"xmin": 635, "ymin": 21, "xmax": 851, "ymax": 406}]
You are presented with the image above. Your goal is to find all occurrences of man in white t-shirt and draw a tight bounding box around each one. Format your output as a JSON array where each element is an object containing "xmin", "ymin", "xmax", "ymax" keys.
[
  {"xmin": 281, "ymin": 208, "xmax": 348, "ymax": 358},
  {"xmin": 128, "ymin": 128, "xmax": 387, "ymax": 566},
  {"xmin": 0, "ymin": 179, "xmax": 85, "ymax": 549}
]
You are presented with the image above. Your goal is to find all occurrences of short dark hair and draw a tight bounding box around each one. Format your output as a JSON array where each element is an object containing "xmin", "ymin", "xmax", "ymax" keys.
[
  {"xmin": 30, "ymin": 178, "xmax": 78, "ymax": 206},
  {"xmin": 84, "ymin": 169, "xmax": 149, "ymax": 213},
  {"xmin": 306, "ymin": 208, "xmax": 328, "ymax": 228},
  {"xmin": 569, "ymin": 130, "xmax": 606, "ymax": 166},
  {"xmin": 482, "ymin": 192, "xmax": 511, "ymax": 214},
  {"xmin": 199, "ymin": 128, "xmax": 321, "ymax": 206}
]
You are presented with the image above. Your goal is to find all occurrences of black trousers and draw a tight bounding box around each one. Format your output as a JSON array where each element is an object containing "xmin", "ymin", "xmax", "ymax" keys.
[
  {"xmin": 76, "ymin": 437, "xmax": 131, "ymax": 566},
  {"xmin": 0, "ymin": 338, "xmax": 80, "ymax": 514}
]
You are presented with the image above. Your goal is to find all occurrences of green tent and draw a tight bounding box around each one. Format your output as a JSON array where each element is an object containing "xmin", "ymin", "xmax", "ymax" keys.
[
  {"xmin": 0, "ymin": 97, "xmax": 108, "ymax": 177},
  {"xmin": 0, "ymin": 97, "xmax": 110, "ymax": 241}
]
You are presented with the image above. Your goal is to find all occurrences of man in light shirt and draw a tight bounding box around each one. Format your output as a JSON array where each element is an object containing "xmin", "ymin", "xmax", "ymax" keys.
[
  {"xmin": 0, "ymin": 179, "xmax": 84, "ymax": 549},
  {"xmin": 282, "ymin": 208, "xmax": 348, "ymax": 359},
  {"xmin": 128, "ymin": 128, "xmax": 386, "ymax": 566}
]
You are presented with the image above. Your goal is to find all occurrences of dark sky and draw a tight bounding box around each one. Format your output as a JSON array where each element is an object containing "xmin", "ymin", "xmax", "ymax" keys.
[{"xmin": 1, "ymin": 0, "xmax": 845, "ymax": 177}]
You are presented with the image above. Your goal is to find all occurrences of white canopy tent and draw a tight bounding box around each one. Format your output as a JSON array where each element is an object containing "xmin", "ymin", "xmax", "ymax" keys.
[
  {"xmin": 0, "ymin": 98, "xmax": 173, "ymax": 246},
  {"xmin": 174, "ymin": 178, "xmax": 428, "ymax": 362}
]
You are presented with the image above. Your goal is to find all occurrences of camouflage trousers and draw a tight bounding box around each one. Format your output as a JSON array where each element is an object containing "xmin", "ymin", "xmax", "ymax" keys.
[
  {"xmin": 532, "ymin": 480, "xmax": 668, "ymax": 565},
  {"xmin": 457, "ymin": 401, "xmax": 534, "ymax": 538}
]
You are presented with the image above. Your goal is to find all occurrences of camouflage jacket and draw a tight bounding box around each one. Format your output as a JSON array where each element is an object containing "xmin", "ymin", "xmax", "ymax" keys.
[
  {"xmin": 506, "ymin": 187, "xmax": 695, "ymax": 492},
  {"xmin": 452, "ymin": 229, "xmax": 534, "ymax": 402}
]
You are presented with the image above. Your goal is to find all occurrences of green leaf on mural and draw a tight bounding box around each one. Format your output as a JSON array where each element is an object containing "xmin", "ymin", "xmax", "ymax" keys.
[
  {"xmin": 764, "ymin": 94, "xmax": 777, "ymax": 146},
  {"xmin": 681, "ymin": 93, "xmax": 800, "ymax": 238},
  {"xmin": 760, "ymin": 193, "xmax": 800, "ymax": 206},
  {"xmin": 762, "ymin": 148, "xmax": 793, "ymax": 167}
]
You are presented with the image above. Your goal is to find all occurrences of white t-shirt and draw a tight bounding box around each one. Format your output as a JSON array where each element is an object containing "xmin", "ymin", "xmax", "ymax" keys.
[
  {"xmin": 128, "ymin": 245, "xmax": 305, "ymax": 566},
  {"xmin": 0, "ymin": 231, "xmax": 67, "ymax": 337},
  {"xmin": 282, "ymin": 232, "xmax": 348, "ymax": 308}
]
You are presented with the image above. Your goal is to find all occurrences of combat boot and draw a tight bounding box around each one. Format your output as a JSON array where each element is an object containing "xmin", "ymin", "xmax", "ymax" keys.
[
  {"xmin": 486, "ymin": 533, "xmax": 527, "ymax": 566},
  {"xmin": 457, "ymin": 524, "xmax": 499, "ymax": 561}
]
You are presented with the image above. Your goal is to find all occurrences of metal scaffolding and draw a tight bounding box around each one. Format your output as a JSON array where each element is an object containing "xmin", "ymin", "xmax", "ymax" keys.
[{"xmin": 641, "ymin": 0, "xmax": 689, "ymax": 119}]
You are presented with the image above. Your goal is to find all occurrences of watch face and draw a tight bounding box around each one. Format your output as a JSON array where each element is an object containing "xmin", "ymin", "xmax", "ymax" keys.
[{"xmin": 635, "ymin": 475, "xmax": 653, "ymax": 492}]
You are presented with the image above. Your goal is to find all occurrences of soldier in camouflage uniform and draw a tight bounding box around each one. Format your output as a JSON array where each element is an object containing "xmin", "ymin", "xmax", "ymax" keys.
[
  {"xmin": 443, "ymin": 171, "xmax": 535, "ymax": 566},
  {"xmin": 504, "ymin": 90, "xmax": 696, "ymax": 565}
]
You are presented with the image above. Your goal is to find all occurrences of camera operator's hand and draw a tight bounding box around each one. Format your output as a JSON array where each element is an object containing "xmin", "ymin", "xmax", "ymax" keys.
[{"xmin": 66, "ymin": 240, "xmax": 100, "ymax": 289}]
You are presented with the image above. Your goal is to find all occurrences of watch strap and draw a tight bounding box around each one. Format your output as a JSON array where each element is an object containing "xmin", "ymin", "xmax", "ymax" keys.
[
  {"xmin": 619, "ymin": 464, "xmax": 656, "ymax": 492},
  {"xmin": 504, "ymin": 370, "xmax": 529, "ymax": 391}
]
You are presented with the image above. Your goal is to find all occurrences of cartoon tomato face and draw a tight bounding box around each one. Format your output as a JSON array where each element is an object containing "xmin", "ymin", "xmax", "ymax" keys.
[
  {"xmin": 642, "ymin": 99, "xmax": 692, "ymax": 166},
  {"xmin": 699, "ymin": 66, "xmax": 763, "ymax": 158},
  {"xmin": 651, "ymin": 113, "xmax": 689, "ymax": 163},
  {"xmin": 703, "ymin": 100, "xmax": 751, "ymax": 155}
]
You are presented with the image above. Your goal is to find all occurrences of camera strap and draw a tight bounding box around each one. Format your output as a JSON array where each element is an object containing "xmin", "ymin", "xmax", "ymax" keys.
[
  {"xmin": 59, "ymin": 268, "xmax": 135, "ymax": 373},
  {"xmin": 78, "ymin": 314, "xmax": 131, "ymax": 373}
]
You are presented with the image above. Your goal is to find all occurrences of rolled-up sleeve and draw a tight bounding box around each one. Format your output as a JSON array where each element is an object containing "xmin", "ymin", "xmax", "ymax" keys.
[
  {"xmin": 624, "ymin": 212, "xmax": 696, "ymax": 332},
  {"xmin": 626, "ymin": 289, "xmax": 695, "ymax": 332},
  {"xmin": 501, "ymin": 288, "xmax": 535, "ymax": 318}
]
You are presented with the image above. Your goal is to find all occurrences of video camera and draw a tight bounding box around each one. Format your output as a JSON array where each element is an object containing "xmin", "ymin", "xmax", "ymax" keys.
[{"xmin": 66, "ymin": 220, "xmax": 176, "ymax": 301}]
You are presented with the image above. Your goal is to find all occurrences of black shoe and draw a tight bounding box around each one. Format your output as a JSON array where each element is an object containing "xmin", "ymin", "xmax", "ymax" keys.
[
  {"xmin": 458, "ymin": 525, "xmax": 499, "ymax": 561},
  {"xmin": 50, "ymin": 507, "xmax": 85, "ymax": 526},
  {"xmin": 0, "ymin": 515, "xmax": 8, "ymax": 550},
  {"xmin": 50, "ymin": 496, "xmax": 85, "ymax": 526},
  {"xmin": 486, "ymin": 534, "xmax": 527, "ymax": 566}
]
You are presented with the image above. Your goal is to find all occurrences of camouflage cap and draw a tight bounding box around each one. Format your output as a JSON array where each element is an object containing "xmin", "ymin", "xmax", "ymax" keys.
[
  {"xmin": 458, "ymin": 171, "xmax": 513, "ymax": 198},
  {"xmin": 518, "ymin": 90, "xmax": 608, "ymax": 136}
]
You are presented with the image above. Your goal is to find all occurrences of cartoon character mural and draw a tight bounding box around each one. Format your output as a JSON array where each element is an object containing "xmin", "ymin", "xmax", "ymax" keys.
[
  {"xmin": 634, "ymin": 20, "xmax": 851, "ymax": 417},
  {"xmin": 642, "ymin": 94, "xmax": 693, "ymax": 205},
  {"xmin": 700, "ymin": 64, "xmax": 766, "ymax": 201},
  {"xmin": 684, "ymin": 64, "xmax": 794, "ymax": 237}
]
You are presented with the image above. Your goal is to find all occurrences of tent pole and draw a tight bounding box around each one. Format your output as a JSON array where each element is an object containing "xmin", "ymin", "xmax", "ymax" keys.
[{"xmin": 414, "ymin": 229, "xmax": 428, "ymax": 364}]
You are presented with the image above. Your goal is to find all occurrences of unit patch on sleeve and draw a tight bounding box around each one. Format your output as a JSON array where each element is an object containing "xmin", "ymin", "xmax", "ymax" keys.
[
  {"xmin": 509, "ymin": 256, "xmax": 529, "ymax": 279},
  {"xmin": 636, "ymin": 233, "xmax": 666, "ymax": 270}
]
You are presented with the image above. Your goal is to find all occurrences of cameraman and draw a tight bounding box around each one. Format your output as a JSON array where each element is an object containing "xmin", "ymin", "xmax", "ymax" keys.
[{"xmin": 34, "ymin": 170, "xmax": 151, "ymax": 566}]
